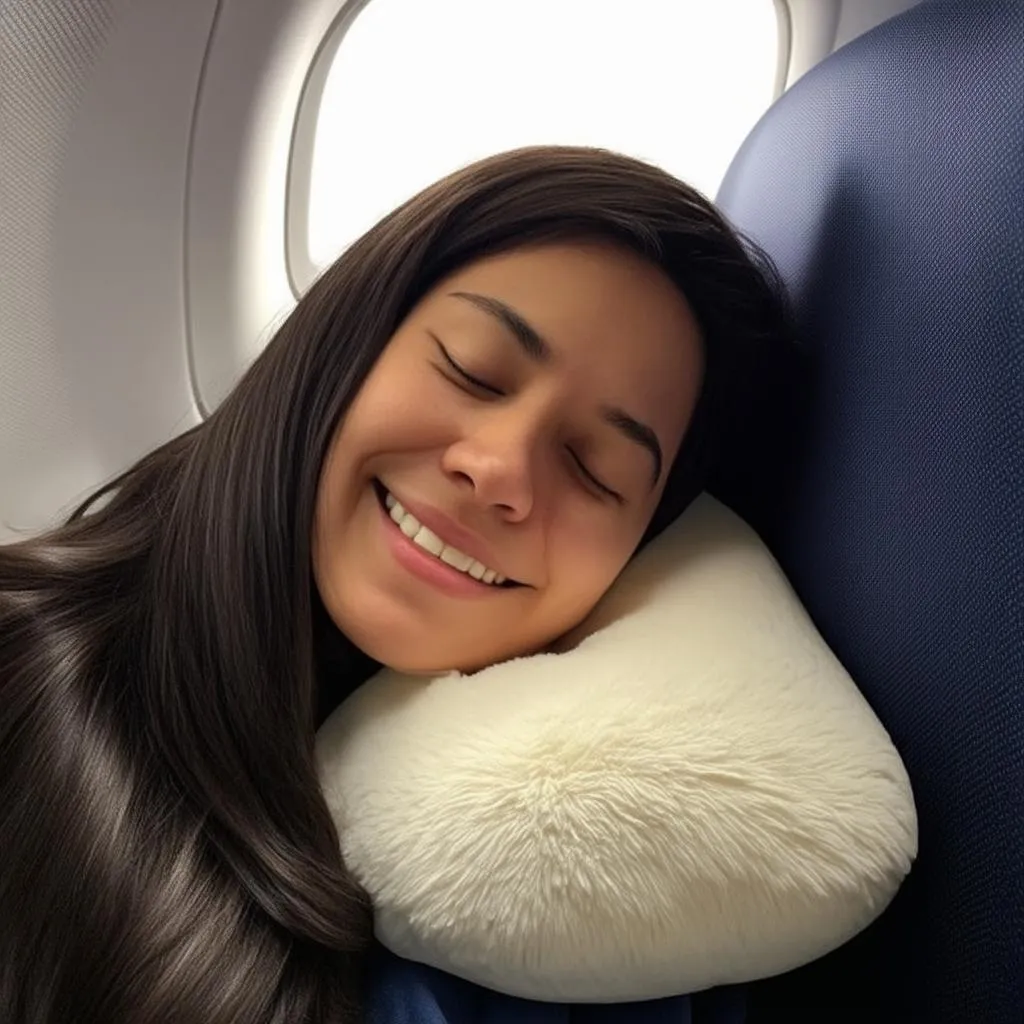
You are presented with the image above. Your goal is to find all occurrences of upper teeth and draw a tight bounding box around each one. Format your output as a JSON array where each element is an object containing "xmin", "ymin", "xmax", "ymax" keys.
[{"xmin": 384, "ymin": 490, "xmax": 507, "ymax": 586}]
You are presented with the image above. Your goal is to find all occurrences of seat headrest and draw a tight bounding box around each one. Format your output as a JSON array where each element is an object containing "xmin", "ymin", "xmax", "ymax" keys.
[{"xmin": 714, "ymin": 0, "xmax": 1024, "ymax": 1019}]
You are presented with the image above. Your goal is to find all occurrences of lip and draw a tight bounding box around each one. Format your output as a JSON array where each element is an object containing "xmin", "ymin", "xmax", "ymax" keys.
[
  {"xmin": 375, "ymin": 479, "xmax": 517, "ymax": 584},
  {"xmin": 374, "ymin": 484, "xmax": 513, "ymax": 598}
]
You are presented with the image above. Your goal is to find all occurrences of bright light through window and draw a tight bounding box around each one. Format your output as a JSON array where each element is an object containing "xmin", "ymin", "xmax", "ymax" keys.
[{"xmin": 305, "ymin": 0, "xmax": 778, "ymax": 270}]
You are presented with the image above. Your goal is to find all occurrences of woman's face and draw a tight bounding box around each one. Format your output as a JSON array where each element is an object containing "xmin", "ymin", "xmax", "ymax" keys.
[{"xmin": 313, "ymin": 241, "xmax": 703, "ymax": 674}]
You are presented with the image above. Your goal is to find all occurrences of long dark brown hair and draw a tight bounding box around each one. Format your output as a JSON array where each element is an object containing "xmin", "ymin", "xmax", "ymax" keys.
[{"xmin": 0, "ymin": 146, "xmax": 793, "ymax": 1022}]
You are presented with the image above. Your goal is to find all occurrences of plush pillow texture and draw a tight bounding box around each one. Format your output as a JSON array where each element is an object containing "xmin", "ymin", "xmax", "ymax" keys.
[{"xmin": 316, "ymin": 495, "xmax": 917, "ymax": 1002}]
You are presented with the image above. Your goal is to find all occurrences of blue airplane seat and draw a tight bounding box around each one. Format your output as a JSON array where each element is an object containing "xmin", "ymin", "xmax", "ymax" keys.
[{"xmin": 710, "ymin": 0, "xmax": 1024, "ymax": 1020}]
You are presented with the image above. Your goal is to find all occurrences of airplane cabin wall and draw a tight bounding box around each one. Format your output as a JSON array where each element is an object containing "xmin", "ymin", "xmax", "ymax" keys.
[{"xmin": 0, "ymin": 0, "xmax": 215, "ymax": 541}]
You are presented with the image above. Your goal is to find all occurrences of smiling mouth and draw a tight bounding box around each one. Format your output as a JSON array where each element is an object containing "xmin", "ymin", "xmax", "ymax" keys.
[{"xmin": 372, "ymin": 479, "xmax": 524, "ymax": 589}]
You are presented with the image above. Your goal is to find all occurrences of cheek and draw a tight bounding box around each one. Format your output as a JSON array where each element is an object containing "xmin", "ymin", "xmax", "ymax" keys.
[
  {"xmin": 312, "ymin": 440, "xmax": 354, "ymax": 595},
  {"xmin": 345, "ymin": 362, "xmax": 451, "ymax": 453},
  {"xmin": 547, "ymin": 519, "xmax": 636, "ymax": 616}
]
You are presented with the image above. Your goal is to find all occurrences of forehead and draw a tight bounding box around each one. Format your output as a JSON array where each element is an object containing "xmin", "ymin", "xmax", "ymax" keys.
[
  {"xmin": 438, "ymin": 241, "xmax": 692, "ymax": 334},
  {"xmin": 422, "ymin": 241, "xmax": 704, "ymax": 461}
]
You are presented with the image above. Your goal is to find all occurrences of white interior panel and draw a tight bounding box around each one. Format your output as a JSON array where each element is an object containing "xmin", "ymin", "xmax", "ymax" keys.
[
  {"xmin": 0, "ymin": 0, "xmax": 215, "ymax": 541},
  {"xmin": 833, "ymin": 0, "xmax": 924, "ymax": 49},
  {"xmin": 186, "ymin": 0, "xmax": 351, "ymax": 414}
]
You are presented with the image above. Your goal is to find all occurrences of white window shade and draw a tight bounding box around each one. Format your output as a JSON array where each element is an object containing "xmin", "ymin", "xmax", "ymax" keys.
[{"xmin": 300, "ymin": 0, "xmax": 779, "ymax": 275}]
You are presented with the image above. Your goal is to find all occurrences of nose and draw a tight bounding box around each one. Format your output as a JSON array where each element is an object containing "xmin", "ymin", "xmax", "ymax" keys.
[{"xmin": 440, "ymin": 409, "xmax": 545, "ymax": 522}]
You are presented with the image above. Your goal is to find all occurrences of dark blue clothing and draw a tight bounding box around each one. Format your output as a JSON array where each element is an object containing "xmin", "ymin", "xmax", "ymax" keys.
[{"xmin": 367, "ymin": 946, "xmax": 746, "ymax": 1024}]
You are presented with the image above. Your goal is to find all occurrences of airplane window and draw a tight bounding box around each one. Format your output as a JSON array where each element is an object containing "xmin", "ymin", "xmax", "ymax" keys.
[{"xmin": 300, "ymin": 0, "xmax": 779, "ymax": 274}]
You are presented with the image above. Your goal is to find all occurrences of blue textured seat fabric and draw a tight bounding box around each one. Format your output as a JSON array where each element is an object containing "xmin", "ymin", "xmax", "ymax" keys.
[{"xmin": 712, "ymin": 0, "xmax": 1024, "ymax": 1021}]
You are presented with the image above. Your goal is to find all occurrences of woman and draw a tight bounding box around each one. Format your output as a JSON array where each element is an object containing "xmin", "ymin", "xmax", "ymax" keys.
[{"xmin": 0, "ymin": 146, "xmax": 793, "ymax": 1022}]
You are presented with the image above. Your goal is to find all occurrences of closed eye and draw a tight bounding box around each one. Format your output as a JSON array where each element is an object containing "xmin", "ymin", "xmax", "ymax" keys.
[
  {"xmin": 434, "ymin": 336, "xmax": 503, "ymax": 396},
  {"xmin": 431, "ymin": 333, "xmax": 625, "ymax": 505},
  {"xmin": 568, "ymin": 451, "xmax": 625, "ymax": 504}
]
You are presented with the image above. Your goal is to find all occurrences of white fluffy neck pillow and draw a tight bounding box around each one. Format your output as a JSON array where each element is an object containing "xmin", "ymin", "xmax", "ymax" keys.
[{"xmin": 316, "ymin": 495, "xmax": 917, "ymax": 1003}]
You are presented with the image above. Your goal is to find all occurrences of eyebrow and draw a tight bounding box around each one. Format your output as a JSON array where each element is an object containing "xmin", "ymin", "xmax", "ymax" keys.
[{"xmin": 449, "ymin": 290, "xmax": 664, "ymax": 487}]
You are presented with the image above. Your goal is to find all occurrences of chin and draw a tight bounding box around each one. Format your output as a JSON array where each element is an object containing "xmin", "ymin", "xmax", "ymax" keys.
[
  {"xmin": 375, "ymin": 643, "xmax": 531, "ymax": 678},
  {"xmin": 380, "ymin": 651, "xmax": 487, "ymax": 677},
  {"xmin": 354, "ymin": 635, "xmax": 473, "ymax": 676}
]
